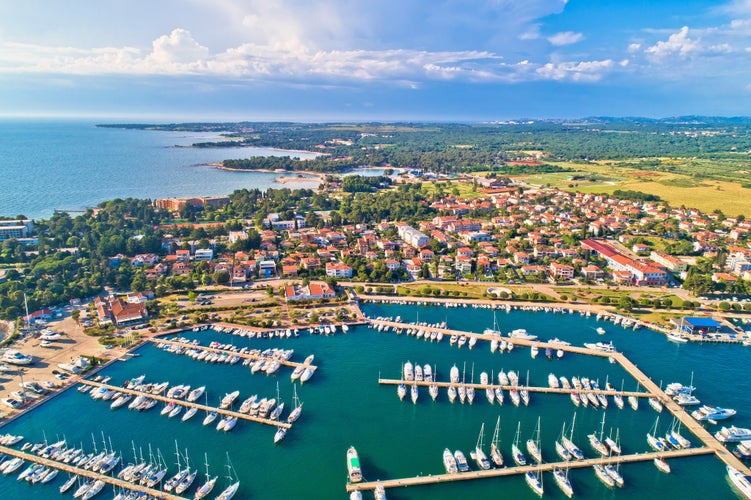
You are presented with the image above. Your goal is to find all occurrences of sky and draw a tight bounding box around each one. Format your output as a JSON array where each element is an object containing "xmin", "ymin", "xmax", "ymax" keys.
[{"xmin": 1, "ymin": 0, "xmax": 751, "ymax": 121}]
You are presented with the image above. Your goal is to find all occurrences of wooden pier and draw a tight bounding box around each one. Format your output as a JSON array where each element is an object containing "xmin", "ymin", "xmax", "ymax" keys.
[
  {"xmin": 346, "ymin": 447, "xmax": 713, "ymax": 492},
  {"xmin": 369, "ymin": 319, "xmax": 613, "ymax": 358},
  {"xmin": 79, "ymin": 379, "xmax": 291, "ymax": 429},
  {"xmin": 377, "ymin": 378, "xmax": 651, "ymax": 398},
  {"xmin": 610, "ymin": 352, "xmax": 750, "ymax": 474},
  {"xmin": 148, "ymin": 337, "xmax": 318, "ymax": 373},
  {"xmin": 0, "ymin": 444, "xmax": 183, "ymax": 499}
]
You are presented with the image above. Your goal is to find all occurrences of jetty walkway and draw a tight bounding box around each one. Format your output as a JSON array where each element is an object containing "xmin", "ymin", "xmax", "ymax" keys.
[
  {"xmin": 611, "ymin": 352, "xmax": 750, "ymax": 474},
  {"xmin": 346, "ymin": 447, "xmax": 712, "ymax": 492},
  {"xmin": 79, "ymin": 380, "xmax": 291, "ymax": 429},
  {"xmin": 365, "ymin": 317, "xmax": 751, "ymax": 493},
  {"xmin": 368, "ymin": 319, "xmax": 612, "ymax": 358},
  {"xmin": 148, "ymin": 337, "xmax": 318, "ymax": 373},
  {"xmin": 377, "ymin": 378, "xmax": 650, "ymax": 398},
  {"xmin": 0, "ymin": 444, "xmax": 183, "ymax": 499}
]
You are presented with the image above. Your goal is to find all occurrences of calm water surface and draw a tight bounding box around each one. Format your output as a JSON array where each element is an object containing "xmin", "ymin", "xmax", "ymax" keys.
[{"xmin": 0, "ymin": 303, "xmax": 748, "ymax": 499}]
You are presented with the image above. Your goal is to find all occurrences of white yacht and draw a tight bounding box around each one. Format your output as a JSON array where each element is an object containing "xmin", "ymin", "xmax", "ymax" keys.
[
  {"xmin": 692, "ymin": 405, "xmax": 737, "ymax": 422},
  {"xmin": 220, "ymin": 391, "xmax": 240, "ymax": 409},
  {"xmin": 526, "ymin": 417, "xmax": 542, "ymax": 463},
  {"xmin": 443, "ymin": 448, "xmax": 458, "ymax": 474},
  {"xmin": 454, "ymin": 450, "xmax": 469, "ymax": 472},
  {"xmin": 509, "ymin": 329, "xmax": 537, "ymax": 340},
  {"xmin": 583, "ymin": 341, "xmax": 616, "ymax": 353},
  {"xmin": 716, "ymin": 426, "xmax": 751, "ymax": 443},
  {"xmin": 1, "ymin": 350, "xmax": 33, "ymax": 365},
  {"xmin": 525, "ymin": 471, "xmax": 544, "ymax": 497},
  {"xmin": 490, "ymin": 416, "xmax": 504, "ymax": 467},
  {"xmin": 449, "ymin": 364, "xmax": 460, "ymax": 384},
  {"xmin": 593, "ymin": 464, "xmax": 615, "ymax": 487}
]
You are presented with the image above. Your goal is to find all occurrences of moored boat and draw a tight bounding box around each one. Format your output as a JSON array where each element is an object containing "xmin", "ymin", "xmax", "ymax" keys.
[{"xmin": 347, "ymin": 446, "xmax": 362, "ymax": 483}]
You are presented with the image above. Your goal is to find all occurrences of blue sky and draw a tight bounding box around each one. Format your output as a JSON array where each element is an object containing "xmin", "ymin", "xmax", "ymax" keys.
[{"xmin": 1, "ymin": 0, "xmax": 750, "ymax": 120}]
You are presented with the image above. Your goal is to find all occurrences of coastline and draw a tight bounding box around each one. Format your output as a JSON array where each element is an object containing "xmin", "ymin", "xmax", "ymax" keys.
[{"xmin": 208, "ymin": 162, "xmax": 324, "ymax": 184}]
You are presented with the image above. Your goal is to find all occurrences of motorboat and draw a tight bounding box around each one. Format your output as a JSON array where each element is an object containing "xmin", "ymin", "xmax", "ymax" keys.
[
  {"xmin": 583, "ymin": 341, "xmax": 615, "ymax": 353},
  {"xmin": 454, "ymin": 450, "xmax": 469, "ymax": 472},
  {"xmin": 219, "ymin": 391, "xmax": 240, "ymax": 409},
  {"xmin": 692, "ymin": 405, "xmax": 736, "ymax": 422},
  {"xmin": 509, "ymin": 329, "xmax": 537, "ymax": 341},
  {"xmin": 347, "ymin": 447, "xmax": 362, "ymax": 483},
  {"xmin": 728, "ymin": 466, "xmax": 751, "ymax": 499},
  {"xmin": 654, "ymin": 457, "xmax": 671, "ymax": 473},
  {"xmin": 443, "ymin": 448, "xmax": 458, "ymax": 474},
  {"xmin": 715, "ymin": 426, "xmax": 751, "ymax": 443}
]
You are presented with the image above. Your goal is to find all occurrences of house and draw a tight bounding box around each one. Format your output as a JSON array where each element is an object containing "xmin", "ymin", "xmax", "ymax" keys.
[
  {"xmin": 282, "ymin": 265, "xmax": 299, "ymax": 277},
  {"xmin": 325, "ymin": 262, "xmax": 353, "ymax": 278},
  {"xmin": 550, "ymin": 262, "xmax": 575, "ymax": 279},
  {"xmin": 258, "ymin": 260, "xmax": 278, "ymax": 278},
  {"xmin": 285, "ymin": 282, "xmax": 336, "ymax": 302},
  {"xmin": 581, "ymin": 264, "xmax": 605, "ymax": 280},
  {"xmin": 175, "ymin": 249, "xmax": 190, "ymax": 262},
  {"xmin": 194, "ymin": 248, "xmax": 214, "ymax": 261},
  {"xmin": 111, "ymin": 298, "xmax": 148, "ymax": 327}
]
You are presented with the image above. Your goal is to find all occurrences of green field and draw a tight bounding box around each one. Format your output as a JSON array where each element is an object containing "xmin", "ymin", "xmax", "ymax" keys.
[{"xmin": 514, "ymin": 160, "xmax": 751, "ymax": 216}]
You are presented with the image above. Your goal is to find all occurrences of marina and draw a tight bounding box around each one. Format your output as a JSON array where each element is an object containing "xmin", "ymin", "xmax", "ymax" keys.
[
  {"xmin": 1, "ymin": 302, "xmax": 750, "ymax": 498},
  {"xmin": 78, "ymin": 379, "xmax": 291, "ymax": 429},
  {"xmin": 346, "ymin": 447, "xmax": 713, "ymax": 493},
  {"xmin": 147, "ymin": 337, "xmax": 319, "ymax": 375},
  {"xmin": 0, "ymin": 443, "xmax": 183, "ymax": 500}
]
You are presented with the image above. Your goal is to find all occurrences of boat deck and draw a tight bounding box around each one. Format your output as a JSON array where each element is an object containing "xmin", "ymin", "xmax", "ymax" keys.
[
  {"xmin": 0, "ymin": 443, "xmax": 183, "ymax": 499},
  {"xmin": 148, "ymin": 337, "xmax": 318, "ymax": 372},
  {"xmin": 346, "ymin": 447, "xmax": 713, "ymax": 492},
  {"xmin": 79, "ymin": 380, "xmax": 291, "ymax": 429}
]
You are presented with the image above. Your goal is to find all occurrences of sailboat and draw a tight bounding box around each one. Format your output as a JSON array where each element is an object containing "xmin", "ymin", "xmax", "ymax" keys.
[
  {"xmin": 588, "ymin": 414, "xmax": 609, "ymax": 456},
  {"xmin": 287, "ymin": 385, "xmax": 303, "ymax": 423},
  {"xmin": 174, "ymin": 448, "xmax": 197, "ymax": 495},
  {"xmin": 562, "ymin": 413, "xmax": 585, "ymax": 460},
  {"xmin": 194, "ymin": 453, "xmax": 217, "ymax": 500},
  {"xmin": 490, "ymin": 416, "xmax": 504, "ymax": 467},
  {"xmin": 520, "ymin": 371, "xmax": 530, "ymax": 406},
  {"xmin": 613, "ymin": 380, "xmax": 625, "ymax": 409},
  {"xmin": 215, "ymin": 453, "xmax": 240, "ymax": 500},
  {"xmin": 525, "ymin": 468, "xmax": 544, "ymax": 497},
  {"xmin": 466, "ymin": 364, "xmax": 475, "ymax": 405},
  {"xmin": 556, "ymin": 422, "xmax": 572, "ymax": 461},
  {"xmin": 526, "ymin": 417, "xmax": 542, "ymax": 463},
  {"xmin": 553, "ymin": 467, "xmax": 574, "ymax": 498},
  {"xmin": 473, "ymin": 423, "xmax": 491, "ymax": 470},
  {"xmin": 511, "ymin": 422, "xmax": 527, "ymax": 466},
  {"xmin": 484, "ymin": 371, "xmax": 494, "ymax": 404},
  {"xmin": 647, "ymin": 416, "xmax": 667, "ymax": 452},
  {"xmin": 429, "ymin": 365, "xmax": 439, "ymax": 402}
]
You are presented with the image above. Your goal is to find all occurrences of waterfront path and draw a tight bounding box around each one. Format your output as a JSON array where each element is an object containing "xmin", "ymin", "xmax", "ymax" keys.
[
  {"xmin": 346, "ymin": 447, "xmax": 713, "ymax": 492},
  {"xmin": 148, "ymin": 337, "xmax": 318, "ymax": 373},
  {"xmin": 0, "ymin": 444, "xmax": 183, "ymax": 499},
  {"xmin": 79, "ymin": 379, "xmax": 291, "ymax": 429}
]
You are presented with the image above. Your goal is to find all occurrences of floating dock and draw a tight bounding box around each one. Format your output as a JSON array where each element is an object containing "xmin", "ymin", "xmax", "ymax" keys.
[
  {"xmin": 346, "ymin": 447, "xmax": 713, "ymax": 492},
  {"xmin": 377, "ymin": 378, "xmax": 651, "ymax": 398},
  {"xmin": 148, "ymin": 337, "xmax": 318, "ymax": 373},
  {"xmin": 0, "ymin": 443, "xmax": 183, "ymax": 499},
  {"xmin": 79, "ymin": 379, "xmax": 291, "ymax": 429}
]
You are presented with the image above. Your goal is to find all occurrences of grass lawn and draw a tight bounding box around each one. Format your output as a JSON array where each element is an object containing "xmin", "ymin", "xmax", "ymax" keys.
[
  {"xmin": 420, "ymin": 180, "xmax": 487, "ymax": 199},
  {"xmin": 513, "ymin": 161, "xmax": 751, "ymax": 216}
]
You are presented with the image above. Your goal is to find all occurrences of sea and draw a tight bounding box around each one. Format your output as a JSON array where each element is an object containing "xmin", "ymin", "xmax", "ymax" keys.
[
  {"xmin": 1, "ymin": 302, "xmax": 749, "ymax": 499},
  {"xmin": 0, "ymin": 119, "xmax": 380, "ymax": 220}
]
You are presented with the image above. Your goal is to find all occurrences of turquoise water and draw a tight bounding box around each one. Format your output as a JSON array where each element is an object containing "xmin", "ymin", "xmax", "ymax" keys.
[
  {"xmin": 1, "ymin": 303, "xmax": 749, "ymax": 499},
  {"xmin": 0, "ymin": 120, "xmax": 320, "ymax": 219}
]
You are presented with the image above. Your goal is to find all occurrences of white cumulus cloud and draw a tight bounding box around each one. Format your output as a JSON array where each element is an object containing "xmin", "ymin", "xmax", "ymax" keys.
[
  {"xmin": 147, "ymin": 29, "xmax": 209, "ymax": 65},
  {"xmin": 644, "ymin": 26, "xmax": 699, "ymax": 59},
  {"xmin": 536, "ymin": 59, "xmax": 614, "ymax": 82},
  {"xmin": 547, "ymin": 31, "xmax": 584, "ymax": 46}
]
